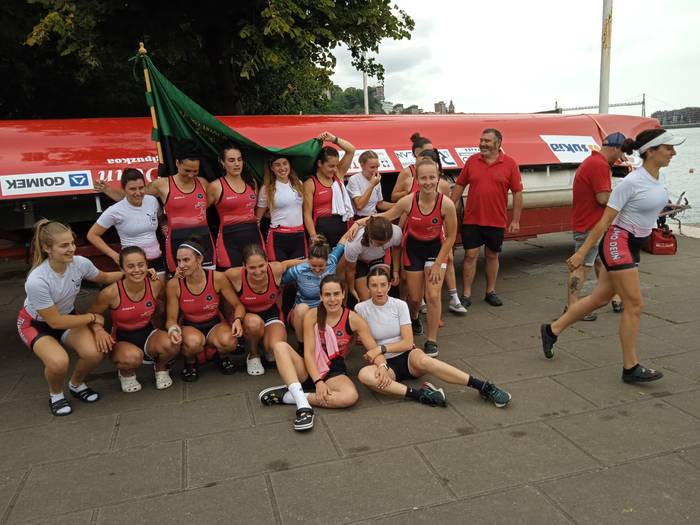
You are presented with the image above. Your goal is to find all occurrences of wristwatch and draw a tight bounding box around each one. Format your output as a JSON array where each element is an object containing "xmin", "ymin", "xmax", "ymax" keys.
[{"xmin": 380, "ymin": 345, "xmax": 387, "ymax": 354}]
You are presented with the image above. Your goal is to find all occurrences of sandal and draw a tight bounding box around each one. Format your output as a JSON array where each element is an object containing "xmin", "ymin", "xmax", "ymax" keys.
[
  {"xmin": 246, "ymin": 355, "xmax": 265, "ymax": 376},
  {"xmin": 180, "ymin": 361, "xmax": 199, "ymax": 383},
  {"xmin": 293, "ymin": 407, "xmax": 315, "ymax": 432},
  {"xmin": 258, "ymin": 385, "xmax": 288, "ymax": 406},
  {"xmin": 69, "ymin": 386, "xmax": 100, "ymax": 403},
  {"xmin": 155, "ymin": 369, "xmax": 173, "ymax": 390},
  {"xmin": 216, "ymin": 354, "xmax": 237, "ymax": 375},
  {"xmin": 49, "ymin": 397, "xmax": 72, "ymax": 416},
  {"xmin": 612, "ymin": 300, "xmax": 624, "ymax": 313},
  {"xmin": 118, "ymin": 371, "xmax": 142, "ymax": 393}
]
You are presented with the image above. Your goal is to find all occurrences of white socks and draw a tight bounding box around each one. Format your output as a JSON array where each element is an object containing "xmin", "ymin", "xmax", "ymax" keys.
[
  {"xmin": 69, "ymin": 382, "xmax": 98, "ymax": 402},
  {"xmin": 448, "ymin": 289, "xmax": 460, "ymax": 305},
  {"xmin": 287, "ymin": 382, "xmax": 311, "ymax": 410}
]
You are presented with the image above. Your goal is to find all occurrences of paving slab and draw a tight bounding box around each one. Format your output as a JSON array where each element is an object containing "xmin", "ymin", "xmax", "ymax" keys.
[
  {"xmin": 0, "ymin": 395, "xmax": 54, "ymax": 431},
  {"xmin": 0, "ymin": 415, "xmax": 115, "ymax": 470},
  {"xmin": 0, "ymin": 373, "xmax": 21, "ymax": 401},
  {"xmin": 680, "ymin": 447, "xmax": 700, "ymax": 469},
  {"xmin": 539, "ymin": 454, "xmax": 700, "ymax": 525},
  {"xmin": 187, "ymin": 419, "xmax": 340, "ymax": 486},
  {"xmin": 477, "ymin": 321, "xmax": 589, "ymax": 352},
  {"xmin": 464, "ymin": 347, "xmax": 592, "ymax": 383},
  {"xmin": 428, "ymin": 331, "xmax": 504, "ymax": 359},
  {"xmin": 377, "ymin": 486, "xmax": 570, "ymax": 525},
  {"xmin": 418, "ymin": 422, "xmax": 599, "ymax": 497},
  {"xmin": 0, "ymin": 469, "xmax": 24, "ymax": 520},
  {"xmin": 664, "ymin": 389, "xmax": 700, "ymax": 420},
  {"xmin": 115, "ymin": 392, "xmax": 251, "ymax": 449},
  {"xmin": 558, "ymin": 333, "xmax": 686, "ymax": 367},
  {"xmin": 184, "ymin": 366, "xmax": 276, "ymax": 400},
  {"xmin": 450, "ymin": 376, "xmax": 595, "ymax": 430},
  {"xmin": 548, "ymin": 399, "xmax": 700, "ymax": 464},
  {"xmin": 645, "ymin": 299, "xmax": 700, "ymax": 324},
  {"xmin": 270, "ymin": 447, "xmax": 450, "ymax": 524},
  {"xmin": 649, "ymin": 350, "xmax": 700, "ymax": 383},
  {"xmin": 641, "ymin": 320, "xmax": 700, "ymax": 352},
  {"xmin": 96, "ymin": 476, "xmax": 276, "ymax": 525},
  {"xmin": 552, "ymin": 364, "xmax": 698, "ymax": 408},
  {"xmin": 323, "ymin": 401, "xmax": 469, "ymax": 454},
  {"xmin": 8, "ymin": 441, "xmax": 182, "ymax": 523},
  {"xmin": 15, "ymin": 510, "xmax": 94, "ymax": 525}
]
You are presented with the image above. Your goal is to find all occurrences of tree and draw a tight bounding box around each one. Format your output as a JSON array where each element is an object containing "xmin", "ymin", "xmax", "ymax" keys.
[
  {"xmin": 1, "ymin": 0, "xmax": 413, "ymax": 118},
  {"xmin": 323, "ymin": 85, "xmax": 384, "ymax": 114}
]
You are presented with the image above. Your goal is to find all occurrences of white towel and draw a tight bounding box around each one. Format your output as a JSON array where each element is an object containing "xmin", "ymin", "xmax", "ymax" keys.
[{"xmin": 331, "ymin": 177, "xmax": 354, "ymax": 222}]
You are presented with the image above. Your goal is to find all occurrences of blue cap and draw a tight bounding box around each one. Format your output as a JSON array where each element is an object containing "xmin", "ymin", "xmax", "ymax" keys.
[{"xmin": 602, "ymin": 132, "xmax": 626, "ymax": 148}]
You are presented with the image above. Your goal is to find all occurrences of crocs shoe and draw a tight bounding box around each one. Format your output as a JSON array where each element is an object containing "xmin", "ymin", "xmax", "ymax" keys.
[
  {"xmin": 294, "ymin": 407, "xmax": 315, "ymax": 431},
  {"xmin": 246, "ymin": 355, "xmax": 265, "ymax": 376},
  {"xmin": 155, "ymin": 369, "xmax": 173, "ymax": 390},
  {"xmin": 259, "ymin": 385, "xmax": 288, "ymax": 406},
  {"xmin": 118, "ymin": 371, "xmax": 142, "ymax": 393}
]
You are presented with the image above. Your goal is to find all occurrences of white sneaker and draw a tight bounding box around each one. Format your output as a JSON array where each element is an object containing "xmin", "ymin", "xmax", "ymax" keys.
[{"xmin": 448, "ymin": 301, "xmax": 468, "ymax": 315}]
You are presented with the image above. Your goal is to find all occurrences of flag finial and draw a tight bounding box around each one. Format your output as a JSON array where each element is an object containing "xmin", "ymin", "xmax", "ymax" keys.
[{"xmin": 138, "ymin": 42, "xmax": 147, "ymax": 55}]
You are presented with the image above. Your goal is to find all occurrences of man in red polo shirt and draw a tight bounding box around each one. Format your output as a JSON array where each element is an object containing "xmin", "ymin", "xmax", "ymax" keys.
[
  {"xmin": 568, "ymin": 132, "xmax": 627, "ymax": 320},
  {"xmin": 450, "ymin": 128, "xmax": 523, "ymax": 308}
]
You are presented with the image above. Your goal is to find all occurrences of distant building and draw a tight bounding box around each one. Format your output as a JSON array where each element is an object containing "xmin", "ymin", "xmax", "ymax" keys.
[
  {"xmin": 374, "ymin": 85, "xmax": 385, "ymax": 101},
  {"xmin": 448, "ymin": 100, "xmax": 455, "ymax": 114},
  {"xmin": 651, "ymin": 107, "xmax": 700, "ymax": 125},
  {"xmin": 404, "ymin": 105, "xmax": 422, "ymax": 114},
  {"xmin": 381, "ymin": 100, "xmax": 394, "ymax": 114},
  {"xmin": 434, "ymin": 101, "xmax": 447, "ymax": 114},
  {"xmin": 392, "ymin": 103, "xmax": 404, "ymax": 114}
]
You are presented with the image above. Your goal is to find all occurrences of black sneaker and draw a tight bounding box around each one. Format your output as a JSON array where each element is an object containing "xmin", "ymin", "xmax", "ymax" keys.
[
  {"xmin": 216, "ymin": 354, "xmax": 237, "ymax": 375},
  {"xmin": 460, "ymin": 295, "xmax": 472, "ymax": 309},
  {"xmin": 411, "ymin": 317, "xmax": 424, "ymax": 336},
  {"xmin": 293, "ymin": 407, "xmax": 315, "ymax": 431},
  {"xmin": 480, "ymin": 382, "xmax": 512, "ymax": 408},
  {"xmin": 622, "ymin": 364, "xmax": 663, "ymax": 383},
  {"xmin": 484, "ymin": 291, "xmax": 503, "ymax": 307},
  {"xmin": 418, "ymin": 382, "xmax": 447, "ymax": 407},
  {"xmin": 612, "ymin": 300, "xmax": 624, "ymax": 313},
  {"xmin": 540, "ymin": 323, "xmax": 557, "ymax": 359},
  {"xmin": 258, "ymin": 385, "xmax": 288, "ymax": 406},
  {"xmin": 423, "ymin": 340, "xmax": 439, "ymax": 357}
]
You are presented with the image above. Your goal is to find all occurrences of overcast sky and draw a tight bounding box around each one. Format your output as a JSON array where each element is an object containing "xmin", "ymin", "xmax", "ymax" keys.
[{"xmin": 330, "ymin": 0, "xmax": 699, "ymax": 116}]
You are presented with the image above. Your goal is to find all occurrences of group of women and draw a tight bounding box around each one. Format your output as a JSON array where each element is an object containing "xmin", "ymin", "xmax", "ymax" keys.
[{"xmin": 18, "ymin": 126, "xmax": 680, "ymax": 429}]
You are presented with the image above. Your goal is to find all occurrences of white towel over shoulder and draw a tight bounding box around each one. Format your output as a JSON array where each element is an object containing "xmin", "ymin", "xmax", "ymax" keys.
[{"xmin": 331, "ymin": 177, "xmax": 354, "ymax": 222}]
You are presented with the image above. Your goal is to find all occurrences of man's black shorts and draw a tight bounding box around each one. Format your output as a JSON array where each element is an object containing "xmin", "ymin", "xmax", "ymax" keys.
[{"xmin": 461, "ymin": 224, "xmax": 505, "ymax": 252}]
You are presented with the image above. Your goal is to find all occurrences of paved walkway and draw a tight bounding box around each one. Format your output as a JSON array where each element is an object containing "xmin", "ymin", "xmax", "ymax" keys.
[{"xmin": 0, "ymin": 232, "xmax": 698, "ymax": 524}]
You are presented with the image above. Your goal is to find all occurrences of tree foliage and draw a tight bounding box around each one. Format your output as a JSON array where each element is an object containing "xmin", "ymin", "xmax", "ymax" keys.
[{"xmin": 0, "ymin": 0, "xmax": 413, "ymax": 118}]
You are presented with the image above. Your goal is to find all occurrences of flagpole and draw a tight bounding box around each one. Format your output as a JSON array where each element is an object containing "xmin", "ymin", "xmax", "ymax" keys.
[{"xmin": 138, "ymin": 42, "xmax": 164, "ymax": 163}]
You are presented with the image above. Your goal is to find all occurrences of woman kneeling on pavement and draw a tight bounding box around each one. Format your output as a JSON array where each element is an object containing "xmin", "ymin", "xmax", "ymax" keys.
[
  {"xmin": 166, "ymin": 240, "xmax": 245, "ymax": 382},
  {"xmin": 88, "ymin": 246, "xmax": 180, "ymax": 393},
  {"xmin": 355, "ymin": 268, "xmax": 511, "ymax": 407},
  {"xmin": 17, "ymin": 219, "xmax": 124, "ymax": 416},
  {"xmin": 257, "ymin": 275, "xmax": 380, "ymax": 432}
]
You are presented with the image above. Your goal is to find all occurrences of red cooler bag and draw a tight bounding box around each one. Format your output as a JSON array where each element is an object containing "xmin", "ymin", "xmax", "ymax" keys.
[{"xmin": 643, "ymin": 227, "xmax": 677, "ymax": 255}]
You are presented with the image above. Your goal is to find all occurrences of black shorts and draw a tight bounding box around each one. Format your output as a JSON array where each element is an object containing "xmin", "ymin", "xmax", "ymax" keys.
[
  {"xmin": 169, "ymin": 225, "xmax": 216, "ymax": 270},
  {"xmin": 17, "ymin": 307, "xmax": 71, "ymax": 350},
  {"xmin": 355, "ymin": 254, "xmax": 391, "ymax": 279},
  {"xmin": 315, "ymin": 215, "xmax": 348, "ymax": 247},
  {"xmin": 248, "ymin": 303, "xmax": 284, "ymax": 326},
  {"xmin": 266, "ymin": 230, "xmax": 307, "ymax": 262},
  {"xmin": 182, "ymin": 316, "xmax": 221, "ymax": 339},
  {"xmin": 387, "ymin": 350, "xmax": 419, "ymax": 382},
  {"xmin": 301, "ymin": 357, "xmax": 348, "ymax": 390},
  {"xmin": 115, "ymin": 325, "xmax": 157, "ymax": 362},
  {"xmin": 598, "ymin": 225, "xmax": 646, "ymax": 272},
  {"xmin": 403, "ymin": 236, "xmax": 442, "ymax": 272},
  {"xmin": 461, "ymin": 224, "xmax": 505, "ymax": 252},
  {"xmin": 148, "ymin": 254, "xmax": 167, "ymax": 275},
  {"xmin": 217, "ymin": 222, "xmax": 264, "ymax": 269}
]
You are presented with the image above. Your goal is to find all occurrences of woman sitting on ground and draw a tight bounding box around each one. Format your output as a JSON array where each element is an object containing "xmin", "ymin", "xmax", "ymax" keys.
[
  {"xmin": 166, "ymin": 240, "xmax": 245, "ymax": 382},
  {"xmin": 257, "ymin": 276, "xmax": 380, "ymax": 432},
  {"xmin": 355, "ymin": 268, "xmax": 512, "ymax": 407},
  {"xmin": 17, "ymin": 219, "xmax": 124, "ymax": 416},
  {"xmin": 282, "ymin": 226, "xmax": 358, "ymax": 354},
  {"xmin": 224, "ymin": 244, "xmax": 303, "ymax": 375},
  {"xmin": 88, "ymin": 246, "xmax": 181, "ymax": 393}
]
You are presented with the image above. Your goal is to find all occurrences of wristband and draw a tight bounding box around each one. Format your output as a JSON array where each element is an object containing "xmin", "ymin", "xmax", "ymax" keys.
[
  {"xmin": 168, "ymin": 325, "xmax": 181, "ymax": 335},
  {"xmin": 380, "ymin": 344, "xmax": 387, "ymax": 354},
  {"xmin": 90, "ymin": 313, "xmax": 96, "ymax": 324},
  {"xmin": 379, "ymin": 363, "xmax": 389, "ymax": 370},
  {"xmin": 332, "ymin": 136, "xmax": 339, "ymax": 145},
  {"xmin": 233, "ymin": 317, "xmax": 243, "ymax": 323},
  {"xmin": 313, "ymin": 378, "xmax": 324, "ymax": 385}
]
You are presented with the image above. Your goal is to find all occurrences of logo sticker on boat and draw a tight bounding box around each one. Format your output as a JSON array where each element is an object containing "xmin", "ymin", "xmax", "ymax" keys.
[{"xmin": 540, "ymin": 135, "xmax": 598, "ymax": 163}]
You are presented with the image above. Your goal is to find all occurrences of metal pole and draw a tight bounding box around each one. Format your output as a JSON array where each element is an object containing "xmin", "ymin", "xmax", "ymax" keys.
[
  {"xmin": 598, "ymin": 0, "xmax": 613, "ymax": 114},
  {"xmin": 362, "ymin": 52, "xmax": 369, "ymax": 115}
]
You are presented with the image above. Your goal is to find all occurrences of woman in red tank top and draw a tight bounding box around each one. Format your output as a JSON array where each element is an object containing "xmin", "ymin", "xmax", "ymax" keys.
[
  {"xmin": 357, "ymin": 158, "xmax": 458, "ymax": 358},
  {"xmin": 166, "ymin": 240, "xmax": 246, "ymax": 382},
  {"xmin": 208, "ymin": 144, "xmax": 264, "ymax": 269},
  {"xmin": 88, "ymin": 247, "xmax": 180, "ymax": 393},
  {"xmin": 225, "ymin": 245, "xmax": 303, "ymax": 376},
  {"xmin": 257, "ymin": 276, "xmax": 381, "ymax": 432}
]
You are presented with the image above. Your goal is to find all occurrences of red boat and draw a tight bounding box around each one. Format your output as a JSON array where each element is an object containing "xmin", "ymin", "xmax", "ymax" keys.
[{"xmin": 0, "ymin": 113, "xmax": 659, "ymax": 258}]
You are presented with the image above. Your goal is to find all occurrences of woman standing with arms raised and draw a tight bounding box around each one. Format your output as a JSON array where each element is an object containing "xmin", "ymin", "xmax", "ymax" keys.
[{"xmin": 17, "ymin": 220, "xmax": 124, "ymax": 415}]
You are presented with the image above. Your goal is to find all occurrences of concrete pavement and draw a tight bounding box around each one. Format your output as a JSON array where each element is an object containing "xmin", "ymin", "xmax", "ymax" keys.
[{"xmin": 0, "ymin": 232, "xmax": 698, "ymax": 524}]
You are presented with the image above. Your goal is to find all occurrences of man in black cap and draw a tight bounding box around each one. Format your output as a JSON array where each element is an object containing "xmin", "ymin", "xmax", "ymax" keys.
[{"xmin": 566, "ymin": 132, "xmax": 627, "ymax": 318}]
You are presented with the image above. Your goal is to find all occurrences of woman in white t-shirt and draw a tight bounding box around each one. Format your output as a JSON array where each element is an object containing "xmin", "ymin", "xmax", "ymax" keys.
[
  {"xmin": 355, "ymin": 267, "xmax": 512, "ymax": 407},
  {"xmin": 88, "ymin": 169, "xmax": 165, "ymax": 276},
  {"xmin": 542, "ymin": 128, "xmax": 686, "ymax": 383},
  {"xmin": 346, "ymin": 150, "xmax": 393, "ymax": 219},
  {"xmin": 256, "ymin": 156, "xmax": 307, "ymax": 261},
  {"xmin": 17, "ymin": 219, "xmax": 124, "ymax": 416}
]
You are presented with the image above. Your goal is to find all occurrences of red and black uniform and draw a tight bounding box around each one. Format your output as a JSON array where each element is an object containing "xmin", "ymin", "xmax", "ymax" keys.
[
  {"xmin": 302, "ymin": 307, "xmax": 354, "ymax": 389},
  {"xmin": 111, "ymin": 279, "xmax": 157, "ymax": 360},
  {"xmin": 215, "ymin": 178, "xmax": 263, "ymax": 269},
  {"xmin": 163, "ymin": 177, "xmax": 216, "ymax": 272},
  {"xmin": 598, "ymin": 226, "xmax": 646, "ymax": 272},
  {"xmin": 179, "ymin": 270, "xmax": 223, "ymax": 337},
  {"xmin": 237, "ymin": 265, "xmax": 283, "ymax": 326},
  {"xmin": 402, "ymin": 192, "xmax": 445, "ymax": 271},
  {"xmin": 311, "ymin": 175, "xmax": 348, "ymax": 247}
]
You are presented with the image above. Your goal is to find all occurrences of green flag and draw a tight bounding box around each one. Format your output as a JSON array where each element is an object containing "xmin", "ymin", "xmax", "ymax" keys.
[{"xmin": 133, "ymin": 51, "xmax": 321, "ymax": 182}]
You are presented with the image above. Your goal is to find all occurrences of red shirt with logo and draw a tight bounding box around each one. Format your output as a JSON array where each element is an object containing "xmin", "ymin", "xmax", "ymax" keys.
[
  {"xmin": 404, "ymin": 192, "xmax": 444, "ymax": 242},
  {"xmin": 572, "ymin": 151, "xmax": 612, "ymax": 232},
  {"xmin": 456, "ymin": 153, "xmax": 523, "ymax": 228},
  {"xmin": 111, "ymin": 278, "xmax": 156, "ymax": 333},
  {"xmin": 237, "ymin": 264, "xmax": 280, "ymax": 313},
  {"xmin": 178, "ymin": 270, "xmax": 220, "ymax": 323},
  {"xmin": 311, "ymin": 176, "xmax": 334, "ymax": 220}
]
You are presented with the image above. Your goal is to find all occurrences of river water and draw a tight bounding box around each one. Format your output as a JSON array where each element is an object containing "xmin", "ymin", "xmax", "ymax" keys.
[{"xmin": 663, "ymin": 126, "xmax": 700, "ymax": 225}]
